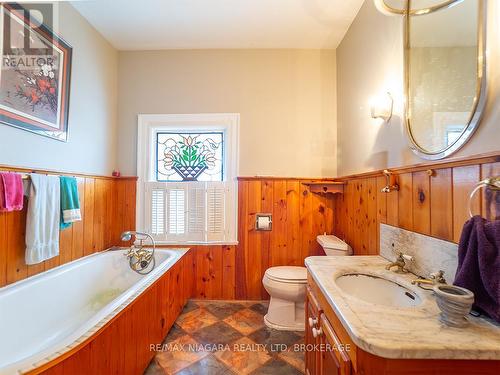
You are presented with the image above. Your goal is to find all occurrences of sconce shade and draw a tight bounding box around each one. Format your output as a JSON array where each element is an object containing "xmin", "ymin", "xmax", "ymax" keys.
[{"xmin": 370, "ymin": 92, "xmax": 394, "ymax": 122}]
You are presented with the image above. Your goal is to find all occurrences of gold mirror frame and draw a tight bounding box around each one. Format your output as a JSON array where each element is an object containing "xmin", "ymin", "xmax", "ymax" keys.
[{"xmin": 375, "ymin": 0, "xmax": 488, "ymax": 160}]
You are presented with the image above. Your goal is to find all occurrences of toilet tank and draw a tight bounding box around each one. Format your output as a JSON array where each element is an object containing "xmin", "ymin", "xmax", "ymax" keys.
[{"xmin": 316, "ymin": 235, "xmax": 353, "ymax": 256}]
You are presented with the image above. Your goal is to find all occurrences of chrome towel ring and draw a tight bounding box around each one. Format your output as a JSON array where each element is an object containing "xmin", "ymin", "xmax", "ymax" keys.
[{"xmin": 469, "ymin": 177, "xmax": 500, "ymax": 218}]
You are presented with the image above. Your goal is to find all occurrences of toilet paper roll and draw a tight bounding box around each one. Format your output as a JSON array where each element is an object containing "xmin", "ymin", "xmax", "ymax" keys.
[{"xmin": 256, "ymin": 215, "xmax": 271, "ymax": 230}]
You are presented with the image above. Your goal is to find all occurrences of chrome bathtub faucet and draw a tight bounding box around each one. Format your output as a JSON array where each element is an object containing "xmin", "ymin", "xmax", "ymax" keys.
[{"xmin": 121, "ymin": 231, "xmax": 156, "ymax": 275}]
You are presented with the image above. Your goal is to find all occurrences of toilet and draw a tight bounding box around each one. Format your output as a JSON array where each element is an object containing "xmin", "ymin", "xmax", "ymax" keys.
[{"xmin": 262, "ymin": 235, "xmax": 351, "ymax": 331}]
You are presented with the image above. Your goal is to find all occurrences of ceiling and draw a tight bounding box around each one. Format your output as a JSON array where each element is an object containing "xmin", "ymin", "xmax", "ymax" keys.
[{"xmin": 71, "ymin": 0, "xmax": 365, "ymax": 50}]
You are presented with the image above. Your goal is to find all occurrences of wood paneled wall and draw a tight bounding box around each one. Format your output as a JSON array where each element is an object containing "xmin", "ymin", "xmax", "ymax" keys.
[
  {"xmin": 0, "ymin": 167, "xmax": 137, "ymax": 287},
  {"xmin": 236, "ymin": 179, "xmax": 334, "ymax": 299},
  {"xmin": 333, "ymin": 154, "xmax": 500, "ymax": 255},
  {"xmin": 186, "ymin": 179, "xmax": 335, "ymax": 301}
]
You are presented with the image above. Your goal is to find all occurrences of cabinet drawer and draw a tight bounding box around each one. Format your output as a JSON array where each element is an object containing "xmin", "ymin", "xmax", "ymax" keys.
[
  {"xmin": 320, "ymin": 314, "xmax": 352, "ymax": 375},
  {"xmin": 307, "ymin": 286, "xmax": 322, "ymax": 316}
]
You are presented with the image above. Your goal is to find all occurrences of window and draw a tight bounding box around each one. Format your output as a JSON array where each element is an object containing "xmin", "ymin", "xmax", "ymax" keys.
[
  {"xmin": 445, "ymin": 125, "xmax": 464, "ymax": 147},
  {"xmin": 156, "ymin": 132, "xmax": 224, "ymax": 182},
  {"xmin": 137, "ymin": 114, "xmax": 239, "ymax": 244}
]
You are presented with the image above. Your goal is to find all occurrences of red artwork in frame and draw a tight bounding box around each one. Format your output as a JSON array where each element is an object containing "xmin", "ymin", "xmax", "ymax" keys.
[{"xmin": 0, "ymin": 3, "xmax": 72, "ymax": 141}]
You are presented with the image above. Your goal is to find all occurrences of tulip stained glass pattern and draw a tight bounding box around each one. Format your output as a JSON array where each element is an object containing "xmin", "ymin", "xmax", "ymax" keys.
[{"xmin": 157, "ymin": 132, "xmax": 224, "ymax": 182}]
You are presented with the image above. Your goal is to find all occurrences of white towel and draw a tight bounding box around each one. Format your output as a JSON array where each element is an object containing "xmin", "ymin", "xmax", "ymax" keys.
[{"xmin": 25, "ymin": 174, "xmax": 60, "ymax": 265}]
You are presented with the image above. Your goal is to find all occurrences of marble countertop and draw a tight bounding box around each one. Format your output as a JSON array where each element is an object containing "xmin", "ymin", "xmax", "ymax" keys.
[{"xmin": 305, "ymin": 256, "xmax": 500, "ymax": 360}]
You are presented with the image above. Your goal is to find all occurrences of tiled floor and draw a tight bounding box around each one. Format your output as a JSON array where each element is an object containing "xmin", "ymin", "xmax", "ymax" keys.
[{"xmin": 145, "ymin": 300, "xmax": 305, "ymax": 375}]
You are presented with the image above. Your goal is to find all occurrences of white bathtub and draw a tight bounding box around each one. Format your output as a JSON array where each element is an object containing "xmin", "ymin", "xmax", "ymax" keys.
[{"xmin": 0, "ymin": 248, "xmax": 187, "ymax": 375}]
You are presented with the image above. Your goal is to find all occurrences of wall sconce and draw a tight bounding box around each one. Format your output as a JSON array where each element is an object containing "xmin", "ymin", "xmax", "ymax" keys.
[{"xmin": 370, "ymin": 92, "xmax": 393, "ymax": 122}]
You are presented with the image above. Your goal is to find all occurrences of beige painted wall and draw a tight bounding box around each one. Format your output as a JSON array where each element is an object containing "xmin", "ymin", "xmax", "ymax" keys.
[
  {"xmin": 0, "ymin": 3, "xmax": 118, "ymax": 175},
  {"xmin": 337, "ymin": 0, "xmax": 500, "ymax": 176},
  {"xmin": 117, "ymin": 49, "xmax": 337, "ymax": 177}
]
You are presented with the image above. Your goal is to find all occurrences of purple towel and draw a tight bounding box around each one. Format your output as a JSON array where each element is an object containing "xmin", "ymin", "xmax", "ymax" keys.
[
  {"xmin": 454, "ymin": 215, "xmax": 500, "ymax": 322},
  {"xmin": 484, "ymin": 187, "xmax": 500, "ymax": 221}
]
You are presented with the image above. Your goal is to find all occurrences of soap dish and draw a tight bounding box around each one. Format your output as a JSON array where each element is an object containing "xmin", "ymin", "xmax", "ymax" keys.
[{"xmin": 433, "ymin": 284, "xmax": 474, "ymax": 328}]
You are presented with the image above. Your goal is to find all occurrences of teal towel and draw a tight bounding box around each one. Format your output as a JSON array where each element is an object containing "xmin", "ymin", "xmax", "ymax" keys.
[{"xmin": 60, "ymin": 176, "xmax": 81, "ymax": 230}]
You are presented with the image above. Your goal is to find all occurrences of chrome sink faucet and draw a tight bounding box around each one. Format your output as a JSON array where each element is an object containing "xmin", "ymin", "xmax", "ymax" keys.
[
  {"xmin": 385, "ymin": 252, "xmax": 414, "ymax": 273},
  {"xmin": 121, "ymin": 231, "xmax": 156, "ymax": 275}
]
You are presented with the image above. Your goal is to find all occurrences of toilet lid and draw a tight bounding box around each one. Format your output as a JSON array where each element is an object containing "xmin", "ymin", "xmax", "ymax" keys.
[
  {"xmin": 317, "ymin": 234, "xmax": 349, "ymax": 251},
  {"xmin": 265, "ymin": 266, "xmax": 307, "ymax": 283}
]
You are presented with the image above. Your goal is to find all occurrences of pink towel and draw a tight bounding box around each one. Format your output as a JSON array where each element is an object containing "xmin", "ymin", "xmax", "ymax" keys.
[{"xmin": 0, "ymin": 172, "xmax": 24, "ymax": 212}]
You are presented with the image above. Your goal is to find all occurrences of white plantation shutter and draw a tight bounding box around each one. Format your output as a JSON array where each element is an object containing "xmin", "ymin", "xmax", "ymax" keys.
[
  {"xmin": 150, "ymin": 188, "xmax": 166, "ymax": 236},
  {"xmin": 145, "ymin": 181, "xmax": 234, "ymax": 243},
  {"xmin": 187, "ymin": 184, "xmax": 206, "ymax": 241},
  {"xmin": 207, "ymin": 183, "xmax": 226, "ymax": 241},
  {"xmin": 168, "ymin": 187, "xmax": 186, "ymax": 238}
]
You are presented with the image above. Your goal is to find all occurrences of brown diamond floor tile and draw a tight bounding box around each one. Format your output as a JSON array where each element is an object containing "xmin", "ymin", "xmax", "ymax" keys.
[
  {"xmin": 247, "ymin": 327, "xmax": 302, "ymax": 353},
  {"xmin": 249, "ymin": 303, "xmax": 268, "ymax": 316},
  {"xmin": 144, "ymin": 358, "xmax": 166, "ymax": 375},
  {"xmin": 163, "ymin": 324, "xmax": 187, "ymax": 344},
  {"xmin": 249, "ymin": 358, "xmax": 303, "ymax": 375},
  {"xmin": 277, "ymin": 338, "xmax": 305, "ymax": 373},
  {"xmin": 155, "ymin": 334, "xmax": 208, "ymax": 374},
  {"xmin": 203, "ymin": 301, "xmax": 247, "ymax": 320},
  {"xmin": 223, "ymin": 309, "xmax": 265, "ymax": 335},
  {"xmin": 215, "ymin": 337, "xmax": 271, "ymax": 375},
  {"xmin": 181, "ymin": 300, "xmax": 200, "ymax": 315},
  {"xmin": 175, "ymin": 307, "xmax": 218, "ymax": 332},
  {"xmin": 192, "ymin": 321, "xmax": 243, "ymax": 346},
  {"xmin": 175, "ymin": 355, "xmax": 234, "ymax": 375},
  {"xmin": 147, "ymin": 301, "xmax": 306, "ymax": 375}
]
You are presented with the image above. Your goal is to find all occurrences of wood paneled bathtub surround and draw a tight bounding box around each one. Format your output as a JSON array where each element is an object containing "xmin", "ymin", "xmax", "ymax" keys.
[
  {"xmin": 332, "ymin": 152, "xmax": 500, "ymax": 255},
  {"xmin": 32, "ymin": 250, "xmax": 194, "ymax": 375},
  {"xmin": 0, "ymin": 166, "xmax": 137, "ymax": 287}
]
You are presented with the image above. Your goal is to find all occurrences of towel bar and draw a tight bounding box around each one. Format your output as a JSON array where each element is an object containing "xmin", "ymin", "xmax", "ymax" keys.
[{"xmin": 468, "ymin": 176, "xmax": 500, "ymax": 218}]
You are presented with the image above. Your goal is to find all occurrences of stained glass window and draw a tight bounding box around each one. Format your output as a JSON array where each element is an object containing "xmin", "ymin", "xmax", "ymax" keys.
[{"xmin": 156, "ymin": 132, "xmax": 224, "ymax": 182}]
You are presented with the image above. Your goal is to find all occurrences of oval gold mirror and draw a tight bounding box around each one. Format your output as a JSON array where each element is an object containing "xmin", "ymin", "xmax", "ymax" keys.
[{"xmin": 375, "ymin": 0, "xmax": 487, "ymax": 160}]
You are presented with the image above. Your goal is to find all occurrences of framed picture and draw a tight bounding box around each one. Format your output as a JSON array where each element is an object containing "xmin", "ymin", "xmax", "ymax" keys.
[{"xmin": 0, "ymin": 3, "xmax": 72, "ymax": 141}]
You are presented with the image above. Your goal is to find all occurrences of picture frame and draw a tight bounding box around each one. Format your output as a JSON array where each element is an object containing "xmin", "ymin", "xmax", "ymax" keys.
[{"xmin": 0, "ymin": 3, "xmax": 72, "ymax": 141}]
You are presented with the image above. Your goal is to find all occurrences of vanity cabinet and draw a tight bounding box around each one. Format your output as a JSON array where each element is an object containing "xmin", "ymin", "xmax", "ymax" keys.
[
  {"xmin": 305, "ymin": 286, "xmax": 351, "ymax": 375},
  {"xmin": 305, "ymin": 274, "xmax": 500, "ymax": 375}
]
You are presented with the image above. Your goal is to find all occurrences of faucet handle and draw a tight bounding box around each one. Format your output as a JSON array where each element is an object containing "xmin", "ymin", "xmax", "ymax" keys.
[
  {"xmin": 430, "ymin": 270, "xmax": 446, "ymax": 284},
  {"xmin": 401, "ymin": 253, "xmax": 414, "ymax": 262},
  {"xmin": 395, "ymin": 252, "xmax": 413, "ymax": 262}
]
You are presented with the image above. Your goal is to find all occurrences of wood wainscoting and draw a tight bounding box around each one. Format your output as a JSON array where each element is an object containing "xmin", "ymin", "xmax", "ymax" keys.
[
  {"xmin": 0, "ymin": 166, "xmax": 137, "ymax": 287},
  {"xmin": 170, "ymin": 178, "xmax": 336, "ymax": 301},
  {"xmin": 332, "ymin": 152, "xmax": 500, "ymax": 255},
  {"xmin": 5, "ymin": 153, "xmax": 497, "ymax": 297}
]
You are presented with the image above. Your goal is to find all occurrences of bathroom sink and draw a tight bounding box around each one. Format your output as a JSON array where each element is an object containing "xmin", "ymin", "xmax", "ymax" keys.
[{"xmin": 335, "ymin": 273, "xmax": 421, "ymax": 308}]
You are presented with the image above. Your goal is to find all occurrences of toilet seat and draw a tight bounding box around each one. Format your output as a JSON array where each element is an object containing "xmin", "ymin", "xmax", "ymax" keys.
[{"xmin": 264, "ymin": 266, "xmax": 307, "ymax": 284}]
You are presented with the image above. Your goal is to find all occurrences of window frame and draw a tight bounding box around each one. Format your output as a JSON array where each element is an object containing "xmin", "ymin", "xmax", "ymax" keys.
[{"xmin": 137, "ymin": 113, "xmax": 239, "ymax": 245}]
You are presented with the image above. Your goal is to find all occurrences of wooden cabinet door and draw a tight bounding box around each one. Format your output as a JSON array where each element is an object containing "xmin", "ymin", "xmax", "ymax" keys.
[
  {"xmin": 305, "ymin": 287, "xmax": 322, "ymax": 375},
  {"xmin": 319, "ymin": 314, "xmax": 351, "ymax": 375}
]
